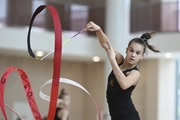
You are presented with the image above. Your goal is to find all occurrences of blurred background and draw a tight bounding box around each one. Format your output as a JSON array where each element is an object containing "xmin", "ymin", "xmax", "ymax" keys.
[{"xmin": 0, "ymin": 0, "xmax": 180, "ymax": 120}]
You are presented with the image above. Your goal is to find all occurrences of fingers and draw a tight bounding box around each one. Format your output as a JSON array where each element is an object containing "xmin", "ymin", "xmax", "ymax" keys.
[
  {"xmin": 85, "ymin": 21, "xmax": 100, "ymax": 32},
  {"xmin": 85, "ymin": 21, "xmax": 93, "ymax": 31},
  {"xmin": 87, "ymin": 21, "xmax": 93, "ymax": 26}
]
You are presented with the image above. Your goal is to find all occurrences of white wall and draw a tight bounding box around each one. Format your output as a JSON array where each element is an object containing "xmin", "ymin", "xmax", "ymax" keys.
[{"xmin": 158, "ymin": 59, "xmax": 176, "ymax": 120}]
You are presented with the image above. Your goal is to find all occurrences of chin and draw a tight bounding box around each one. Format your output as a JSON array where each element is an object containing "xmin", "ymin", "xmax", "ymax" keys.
[
  {"xmin": 129, "ymin": 62, "xmax": 135, "ymax": 65},
  {"xmin": 128, "ymin": 59, "xmax": 134, "ymax": 63},
  {"xmin": 128, "ymin": 60, "xmax": 136, "ymax": 65}
]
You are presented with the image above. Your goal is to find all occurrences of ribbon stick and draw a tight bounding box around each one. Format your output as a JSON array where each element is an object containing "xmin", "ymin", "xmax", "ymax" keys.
[
  {"xmin": 0, "ymin": 66, "xmax": 42, "ymax": 120},
  {"xmin": 27, "ymin": 5, "xmax": 62, "ymax": 120},
  {"xmin": 39, "ymin": 78, "xmax": 101, "ymax": 120},
  {"xmin": 40, "ymin": 29, "xmax": 84, "ymax": 60}
]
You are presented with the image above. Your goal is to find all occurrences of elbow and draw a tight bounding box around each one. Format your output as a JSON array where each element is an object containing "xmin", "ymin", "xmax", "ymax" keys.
[
  {"xmin": 116, "ymin": 77, "xmax": 129, "ymax": 90},
  {"xmin": 120, "ymin": 84, "xmax": 129, "ymax": 90}
]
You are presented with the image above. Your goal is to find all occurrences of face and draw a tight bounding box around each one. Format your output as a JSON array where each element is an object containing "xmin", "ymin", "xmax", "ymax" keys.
[
  {"xmin": 62, "ymin": 95, "xmax": 71, "ymax": 107},
  {"xmin": 126, "ymin": 42, "xmax": 144, "ymax": 64}
]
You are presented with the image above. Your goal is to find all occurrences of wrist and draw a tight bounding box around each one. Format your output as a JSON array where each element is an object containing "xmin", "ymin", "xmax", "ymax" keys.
[
  {"xmin": 109, "ymin": 58, "xmax": 117, "ymax": 67},
  {"xmin": 95, "ymin": 27, "xmax": 102, "ymax": 33},
  {"xmin": 108, "ymin": 56, "xmax": 116, "ymax": 62}
]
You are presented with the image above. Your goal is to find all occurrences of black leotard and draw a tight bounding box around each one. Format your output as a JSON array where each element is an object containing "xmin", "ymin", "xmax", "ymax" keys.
[{"xmin": 106, "ymin": 63, "xmax": 140, "ymax": 120}]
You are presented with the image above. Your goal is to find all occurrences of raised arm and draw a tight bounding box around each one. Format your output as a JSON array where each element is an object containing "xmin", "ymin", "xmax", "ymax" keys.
[
  {"xmin": 107, "ymin": 41, "xmax": 140, "ymax": 90},
  {"xmin": 85, "ymin": 21, "xmax": 109, "ymax": 51},
  {"xmin": 85, "ymin": 21, "xmax": 124, "ymax": 63}
]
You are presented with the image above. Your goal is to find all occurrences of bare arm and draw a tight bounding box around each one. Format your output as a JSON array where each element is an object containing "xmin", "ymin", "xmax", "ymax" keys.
[
  {"xmin": 110, "ymin": 58, "xmax": 140, "ymax": 89},
  {"xmin": 85, "ymin": 21, "xmax": 108, "ymax": 51},
  {"xmin": 107, "ymin": 42, "xmax": 140, "ymax": 90},
  {"xmin": 85, "ymin": 21, "xmax": 124, "ymax": 63}
]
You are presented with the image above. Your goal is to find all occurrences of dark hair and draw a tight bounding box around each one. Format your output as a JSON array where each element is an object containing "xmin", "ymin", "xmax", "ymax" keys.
[
  {"xmin": 128, "ymin": 32, "xmax": 160, "ymax": 53},
  {"xmin": 58, "ymin": 89, "xmax": 68, "ymax": 99}
]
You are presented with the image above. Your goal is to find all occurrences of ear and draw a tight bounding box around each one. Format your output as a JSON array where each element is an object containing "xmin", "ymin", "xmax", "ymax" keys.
[{"xmin": 141, "ymin": 54, "xmax": 144, "ymax": 59}]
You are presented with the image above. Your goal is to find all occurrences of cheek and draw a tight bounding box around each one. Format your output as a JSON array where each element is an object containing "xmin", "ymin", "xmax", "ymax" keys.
[{"xmin": 127, "ymin": 51, "xmax": 132, "ymax": 55}]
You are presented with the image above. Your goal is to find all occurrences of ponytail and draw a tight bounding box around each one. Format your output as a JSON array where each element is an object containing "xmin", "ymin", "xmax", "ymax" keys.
[{"xmin": 140, "ymin": 32, "xmax": 160, "ymax": 53}]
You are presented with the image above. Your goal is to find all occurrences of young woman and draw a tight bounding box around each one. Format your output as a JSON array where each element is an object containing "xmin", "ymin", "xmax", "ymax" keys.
[
  {"xmin": 54, "ymin": 89, "xmax": 71, "ymax": 120},
  {"xmin": 85, "ymin": 21, "xmax": 160, "ymax": 120}
]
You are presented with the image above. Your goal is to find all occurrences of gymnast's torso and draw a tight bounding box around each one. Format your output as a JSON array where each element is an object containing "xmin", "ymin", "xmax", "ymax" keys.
[{"xmin": 106, "ymin": 63, "xmax": 140, "ymax": 120}]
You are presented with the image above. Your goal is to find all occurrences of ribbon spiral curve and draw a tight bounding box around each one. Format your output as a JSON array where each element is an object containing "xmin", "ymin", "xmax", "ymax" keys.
[
  {"xmin": 0, "ymin": 66, "xmax": 43, "ymax": 120},
  {"xmin": 27, "ymin": 5, "xmax": 62, "ymax": 120},
  {"xmin": 0, "ymin": 5, "xmax": 101, "ymax": 120}
]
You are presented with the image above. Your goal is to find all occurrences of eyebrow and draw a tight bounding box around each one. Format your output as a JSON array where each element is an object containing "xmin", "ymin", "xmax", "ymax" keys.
[{"xmin": 129, "ymin": 47, "xmax": 142, "ymax": 53}]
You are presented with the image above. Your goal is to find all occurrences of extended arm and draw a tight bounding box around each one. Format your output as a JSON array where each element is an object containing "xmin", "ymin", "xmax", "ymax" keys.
[{"xmin": 85, "ymin": 21, "xmax": 124, "ymax": 64}]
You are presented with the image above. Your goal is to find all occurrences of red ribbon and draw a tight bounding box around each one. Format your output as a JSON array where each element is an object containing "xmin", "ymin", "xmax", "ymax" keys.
[
  {"xmin": 27, "ymin": 5, "xmax": 62, "ymax": 120},
  {"xmin": 0, "ymin": 66, "xmax": 43, "ymax": 120},
  {"xmin": 0, "ymin": 5, "xmax": 62, "ymax": 120}
]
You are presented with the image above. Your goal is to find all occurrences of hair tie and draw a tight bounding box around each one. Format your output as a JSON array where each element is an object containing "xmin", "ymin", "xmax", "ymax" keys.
[
  {"xmin": 140, "ymin": 38, "xmax": 148, "ymax": 45},
  {"xmin": 144, "ymin": 39, "xmax": 147, "ymax": 42},
  {"xmin": 140, "ymin": 37, "xmax": 146, "ymax": 41}
]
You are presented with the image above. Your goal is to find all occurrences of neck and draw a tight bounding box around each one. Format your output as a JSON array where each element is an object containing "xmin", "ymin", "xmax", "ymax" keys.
[{"xmin": 122, "ymin": 58, "xmax": 137, "ymax": 69}]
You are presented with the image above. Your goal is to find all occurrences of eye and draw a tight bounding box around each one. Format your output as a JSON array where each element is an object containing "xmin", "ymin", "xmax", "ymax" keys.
[
  {"xmin": 136, "ymin": 52, "xmax": 140, "ymax": 55},
  {"xmin": 130, "ymin": 49, "xmax": 134, "ymax": 52},
  {"xmin": 136, "ymin": 51, "xmax": 141, "ymax": 55}
]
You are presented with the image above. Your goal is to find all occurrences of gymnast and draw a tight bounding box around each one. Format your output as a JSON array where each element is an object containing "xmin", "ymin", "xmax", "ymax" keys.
[
  {"xmin": 54, "ymin": 89, "xmax": 71, "ymax": 120},
  {"xmin": 85, "ymin": 21, "xmax": 160, "ymax": 120}
]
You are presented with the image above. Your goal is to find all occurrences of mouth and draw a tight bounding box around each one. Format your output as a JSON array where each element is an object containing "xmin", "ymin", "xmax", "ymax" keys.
[{"xmin": 129, "ymin": 58, "xmax": 135, "ymax": 61}]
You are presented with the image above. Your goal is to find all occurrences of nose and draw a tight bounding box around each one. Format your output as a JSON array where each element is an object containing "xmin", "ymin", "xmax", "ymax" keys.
[{"xmin": 132, "ymin": 52, "xmax": 136, "ymax": 57}]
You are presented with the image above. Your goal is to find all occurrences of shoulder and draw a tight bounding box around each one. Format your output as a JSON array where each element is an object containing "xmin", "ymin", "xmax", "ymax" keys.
[
  {"xmin": 128, "ymin": 69, "xmax": 141, "ymax": 80},
  {"xmin": 131, "ymin": 69, "xmax": 140, "ymax": 74},
  {"xmin": 126, "ymin": 67, "xmax": 141, "ymax": 76},
  {"xmin": 130, "ymin": 70, "xmax": 140, "ymax": 85}
]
